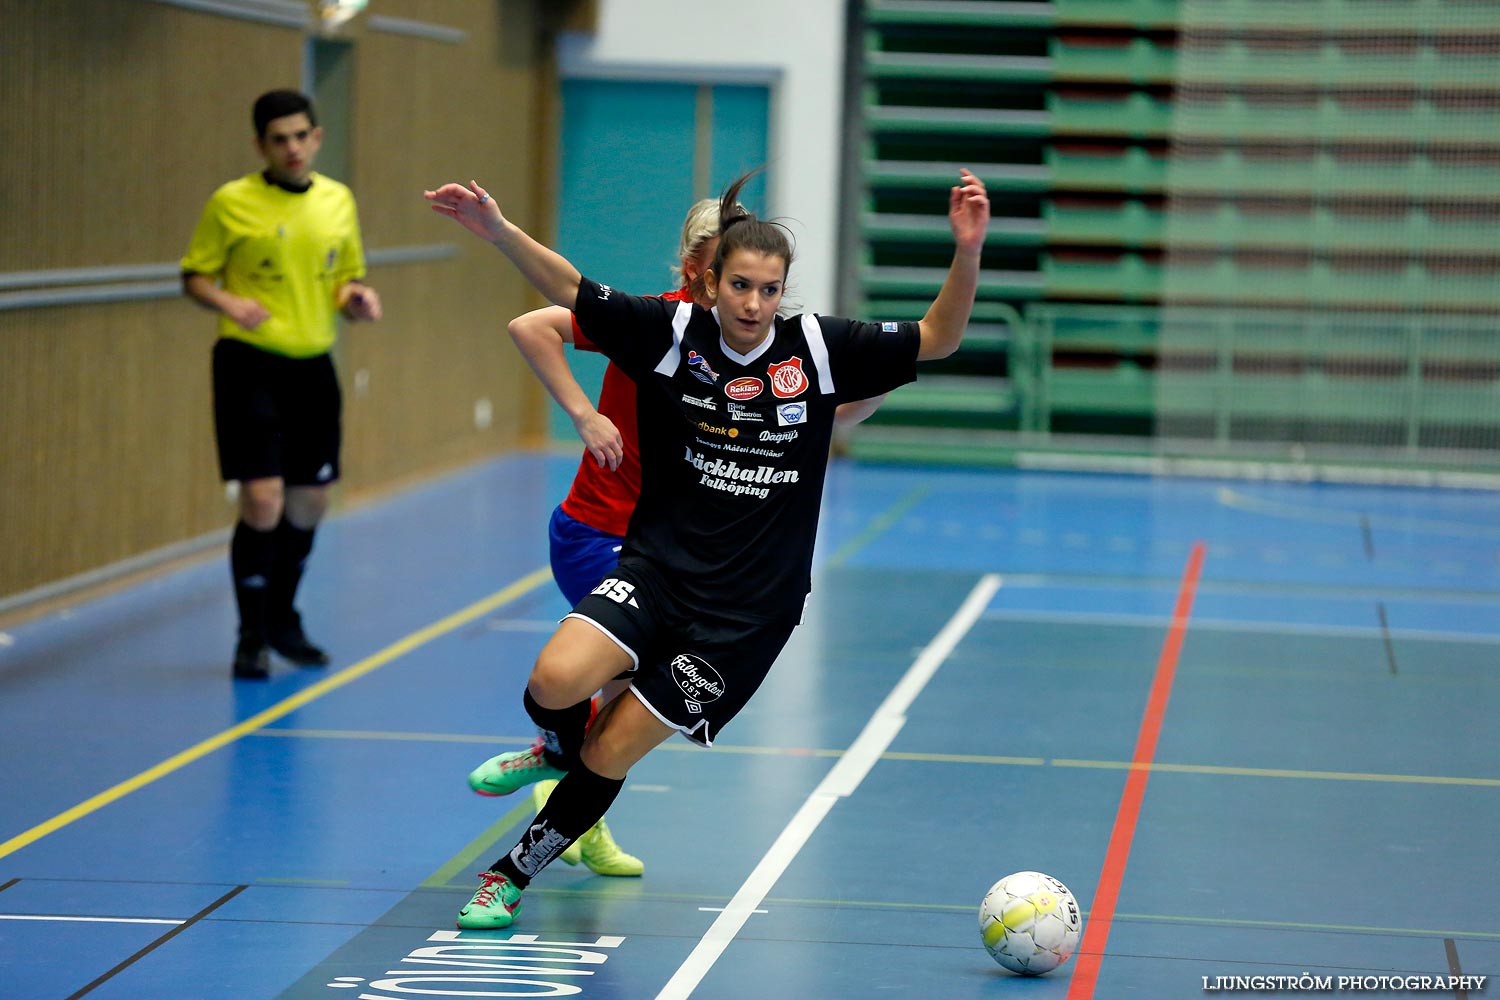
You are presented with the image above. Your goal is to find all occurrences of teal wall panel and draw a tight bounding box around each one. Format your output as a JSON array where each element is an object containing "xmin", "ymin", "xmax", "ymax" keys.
[
  {"xmin": 551, "ymin": 79, "xmax": 769, "ymax": 442},
  {"xmin": 709, "ymin": 84, "xmax": 770, "ymax": 212},
  {"xmin": 553, "ymin": 79, "xmax": 698, "ymax": 440}
]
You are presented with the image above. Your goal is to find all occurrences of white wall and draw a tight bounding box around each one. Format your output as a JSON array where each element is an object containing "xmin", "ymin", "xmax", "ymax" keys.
[{"xmin": 558, "ymin": 0, "xmax": 848, "ymax": 313}]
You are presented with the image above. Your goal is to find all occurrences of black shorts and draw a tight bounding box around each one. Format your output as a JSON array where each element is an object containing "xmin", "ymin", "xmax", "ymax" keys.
[
  {"xmin": 566, "ymin": 558, "xmax": 796, "ymax": 748},
  {"xmin": 212, "ymin": 338, "xmax": 341, "ymax": 486}
]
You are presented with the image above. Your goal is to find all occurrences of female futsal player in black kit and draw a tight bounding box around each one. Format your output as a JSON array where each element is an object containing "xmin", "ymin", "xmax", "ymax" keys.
[{"xmin": 425, "ymin": 167, "xmax": 990, "ymax": 928}]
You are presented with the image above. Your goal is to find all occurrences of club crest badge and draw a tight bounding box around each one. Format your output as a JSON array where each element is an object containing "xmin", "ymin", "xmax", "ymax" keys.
[{"xmin": 768, "ymin": 357, "xmax": 807, "ymax": 399}]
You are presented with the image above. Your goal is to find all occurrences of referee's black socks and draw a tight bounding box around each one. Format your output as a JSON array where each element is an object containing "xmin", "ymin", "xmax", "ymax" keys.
[
  {"xmin": 267, "ymin": 517, "xmax": 316, "ymax": 628},
  {"xmin": 230, "ymin": 520, "xmax": 276, "ymax": 640},
  {"xmin": 524, "ymin": 688, "xmax": 592, "ymax": 770},
  {"xmin": 493, "ymin": 762, "xmax": 624, "ymax": 888}
]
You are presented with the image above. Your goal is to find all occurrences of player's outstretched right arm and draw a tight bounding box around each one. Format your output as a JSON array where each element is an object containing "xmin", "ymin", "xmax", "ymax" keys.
[
  {"xmin": 508, "ymin": 306, "xmax": 624, "ymax": 471},
  {"xmin": 424, "ymin": 179, "xmax": 581, "ymax": 309}
]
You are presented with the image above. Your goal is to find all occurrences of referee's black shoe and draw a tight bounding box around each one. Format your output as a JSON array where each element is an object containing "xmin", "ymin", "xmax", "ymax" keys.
[
  {"xmin": 232, "ymin": 634, "xmax": 271, "ymax": 680},
  {"xmin": 267, "ymin": 614, "xmax": 331, "ymax": 668}
]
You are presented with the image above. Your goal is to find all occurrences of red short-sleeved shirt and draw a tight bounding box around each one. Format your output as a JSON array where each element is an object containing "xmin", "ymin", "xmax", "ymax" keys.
[{"xmin": 558, "ymin": 287, "xmax": 691, "ymax": 537}]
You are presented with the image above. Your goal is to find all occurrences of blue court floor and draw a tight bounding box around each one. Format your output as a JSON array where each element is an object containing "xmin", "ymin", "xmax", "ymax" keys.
[{"xmin": 1, "ymin": 453, "xmax": 1497, "ymax": 999}]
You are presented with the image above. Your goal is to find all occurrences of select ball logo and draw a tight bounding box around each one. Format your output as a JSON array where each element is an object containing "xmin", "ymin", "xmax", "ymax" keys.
[
  {"xmin": 725, "ymin": 376, "xmax": 763, "ymax": 401},
  {"xmin": 670, "ymin": 653, "xmax": 725, "ymax": 704},
  {"xmin": 768, "ymin": 357, "xmax": 807, "ymax": 398}
]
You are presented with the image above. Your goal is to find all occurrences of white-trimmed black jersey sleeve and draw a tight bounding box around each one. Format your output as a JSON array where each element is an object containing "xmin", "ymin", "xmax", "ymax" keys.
[
  {"xmin": 815, "ymin": 316, "xmax": 922, "ymax": 402},
  {"xmin": 572, "ymin": 276, "xmax": 683, "ymax": 380}
]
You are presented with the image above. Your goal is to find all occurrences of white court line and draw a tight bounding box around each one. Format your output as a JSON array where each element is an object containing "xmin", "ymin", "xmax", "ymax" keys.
[
  {"xmin": 0, "ymin": 914, "xmax": 184, "ymax": 925},
  {"xmin": 654, "ymin": 574, "xmax": 1003, "ymax": 1000}
]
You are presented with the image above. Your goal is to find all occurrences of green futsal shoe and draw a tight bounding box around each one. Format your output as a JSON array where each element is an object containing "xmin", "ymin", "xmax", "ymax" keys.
[
  {"xmin": 456, "ymin": 870, "xmax": 523, "ymax": 929},
  {"xmin": 576, "ymin": 820, "xmax": 644, "ymax": 877},
  {"xmin": 468, "ymin": 744, "xmax": 565, "ymax": 797},
  {"xmin": 532, "ymin": 780, "xmax": 583, "ymax": 866},
  {"xmin": 531, "ymin": 779, "xmax": 642, "ymax": 875},
  {"xmin": 532, "ymin": 780, "xmax": 643, "ymax": 876}
]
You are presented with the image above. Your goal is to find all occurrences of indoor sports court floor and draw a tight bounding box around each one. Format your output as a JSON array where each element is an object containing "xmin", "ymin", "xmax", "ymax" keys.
[{"xmin": 2, "ymin": 453, "xmax": 1497, "ymax": 999}]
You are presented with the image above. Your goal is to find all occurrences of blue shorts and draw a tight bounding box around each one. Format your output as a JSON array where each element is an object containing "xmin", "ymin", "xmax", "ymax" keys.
[{"xmin": 549, "ymin": 505, "xmax": 626, "ymax": 608}]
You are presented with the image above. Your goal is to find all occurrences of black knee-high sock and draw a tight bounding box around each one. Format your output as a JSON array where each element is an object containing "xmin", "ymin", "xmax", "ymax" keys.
[
  {"xmin": 266, "ymin": 518, "xmax": 316, "ymax": 628},
  {"xmin": 230, "ymin": 521, "xmax": 276, "ymax": 640},
  {"xmin": 524, "ymin": 688, "xmax": 592, "ymax": 770},
  {"xmin": 492, "ymin": 763, "xmax": 624, "ymax": 888}
]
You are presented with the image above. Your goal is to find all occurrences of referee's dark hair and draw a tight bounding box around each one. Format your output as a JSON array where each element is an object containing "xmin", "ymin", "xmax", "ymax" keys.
[
  {"xmin": 711, "ymin": 169, "xmax": 794, "ymax": 278},
  {"xmin": 253, "ymin": 89, "xmax": 317, "ymax": 139}
]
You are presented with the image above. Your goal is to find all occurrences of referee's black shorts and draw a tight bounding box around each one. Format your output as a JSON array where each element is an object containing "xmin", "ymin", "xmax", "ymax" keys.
[
  {"xmin": 212, "ymin": 337, "xmax": 341, "ymax": 486},
  {"xmin": 566, "ymin": 557, "xmax": 796, "ymax": 748}
]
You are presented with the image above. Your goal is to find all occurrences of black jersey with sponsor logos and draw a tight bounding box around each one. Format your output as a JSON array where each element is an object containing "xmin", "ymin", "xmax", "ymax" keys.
[{"xmin": 573, "ymin": 276, "xmax": 920, "ymax": 625}]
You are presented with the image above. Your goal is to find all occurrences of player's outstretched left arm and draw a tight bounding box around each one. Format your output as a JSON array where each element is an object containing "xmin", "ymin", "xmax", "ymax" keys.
[
  {"xmin": 916, "ymin": 169, "xmax": 989, "ymax": 361},
  {"xmin": 424, "ymin": 180, "xmax": 582, "ymax": 310}
]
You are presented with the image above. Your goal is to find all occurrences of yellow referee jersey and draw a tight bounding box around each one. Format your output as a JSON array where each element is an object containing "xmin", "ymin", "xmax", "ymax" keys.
[{"xmin": 182, "ymin": 171, "xmax": 367, "ymax": 358}]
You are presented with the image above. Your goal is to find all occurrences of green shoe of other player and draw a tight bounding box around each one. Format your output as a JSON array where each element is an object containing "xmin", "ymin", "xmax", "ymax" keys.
[
  {"xmin": 468, "ymin": 745, "xmax": 565, "ymax": 797},
  {"xmin": 533, "ymin": 779, "xmax": 644, "ymax": 877},
  {"xmin": 576, "ymin": 819, "xmax": 644, "ymax": 877},
  {"xmin": 456, "ymin": 870, "xmax": 523, "ymax": 929}
]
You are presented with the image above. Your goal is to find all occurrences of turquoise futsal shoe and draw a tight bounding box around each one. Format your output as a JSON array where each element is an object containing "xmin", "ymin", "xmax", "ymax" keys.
[
  {"xmin": 456, "ymin": 871, "xmax": 523, "ymax": 929},
  {"xmin": 468, "ymin": 744, "xmax": 565, "ymax": 797}
]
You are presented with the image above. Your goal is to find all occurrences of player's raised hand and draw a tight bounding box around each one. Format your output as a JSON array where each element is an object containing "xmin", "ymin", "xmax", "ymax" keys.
[
  {"xmin": 949, "ymin": 169, "xmax": 990, "ymax": 256},
  {"xmin": 425, "ymin": 180, "xmax": 505, "ymax": 243}
]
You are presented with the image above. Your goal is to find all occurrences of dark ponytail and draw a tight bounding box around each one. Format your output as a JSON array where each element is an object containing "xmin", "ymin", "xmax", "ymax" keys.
[{"xmin": 710, "ymin": 169, "xmax": 794, "ymax": 279}]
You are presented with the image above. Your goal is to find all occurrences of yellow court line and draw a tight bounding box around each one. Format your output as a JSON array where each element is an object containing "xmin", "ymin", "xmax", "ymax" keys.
[
  {"xmin": 0, "ymin": 566, "xmax": 553, "ymax": 862},
  {"xmin": 254, "ymin": 728, "xmax": 536, "ymax": 746},
  {"xmin": 253, "ymin": 729, "xmax": 1045, "ymax": 768},
  {"xmin": 1216, "ymin": 485, "xmax": 1500, "ymax": 541},
  {"xmin": 244, "ymin": 728, "xmax": 1497, "ymax": 790},
  {"xmin": 827, "ymin": 485, "xmax": 931, "ymax": 567},
  {"xmin": 1109, "ymin": 910, "xmax": 1500, "ymax": 942},
  {"xmin": 882, "ymin": 750, "xmax": 1047, "ymax": 767},
  {"xmin": 1052, "ymin": 757, "xmax": 1500, "ymax": 788},
  {"xmin": 423, "ymin": 798, "xmax": 536, "ymax": 889},
  {"xmin": 751, "ymin": 897, "xmax": 1500, "ymax": 943}
]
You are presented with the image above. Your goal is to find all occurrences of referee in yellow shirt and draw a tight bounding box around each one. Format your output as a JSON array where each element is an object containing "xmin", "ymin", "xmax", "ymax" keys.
[{"xmin": 182, "ymin": 89, "xmax": 382, "ymax": 679}]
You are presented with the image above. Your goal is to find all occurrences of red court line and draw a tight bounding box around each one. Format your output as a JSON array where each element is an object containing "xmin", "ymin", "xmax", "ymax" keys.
[{"xmin": 1067, "ymin": 541, "xmax": 1206, "ymax": 1000}]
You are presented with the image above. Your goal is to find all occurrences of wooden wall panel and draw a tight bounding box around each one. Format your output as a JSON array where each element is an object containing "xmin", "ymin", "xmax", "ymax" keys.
[
  {"xmin": 338, "ymin": 0, "xmax": 550, "ymax": 497},
  {"xmin": 0, "ymin": 302, "xmax": 226, "ymax": 592},
  {"xmin": 0, "ymin": 1, "xmax": 302, "ymax": 272},
  {"xmin": 0, "ymin": 0, "xmax": 562, "ymax": 600}
]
